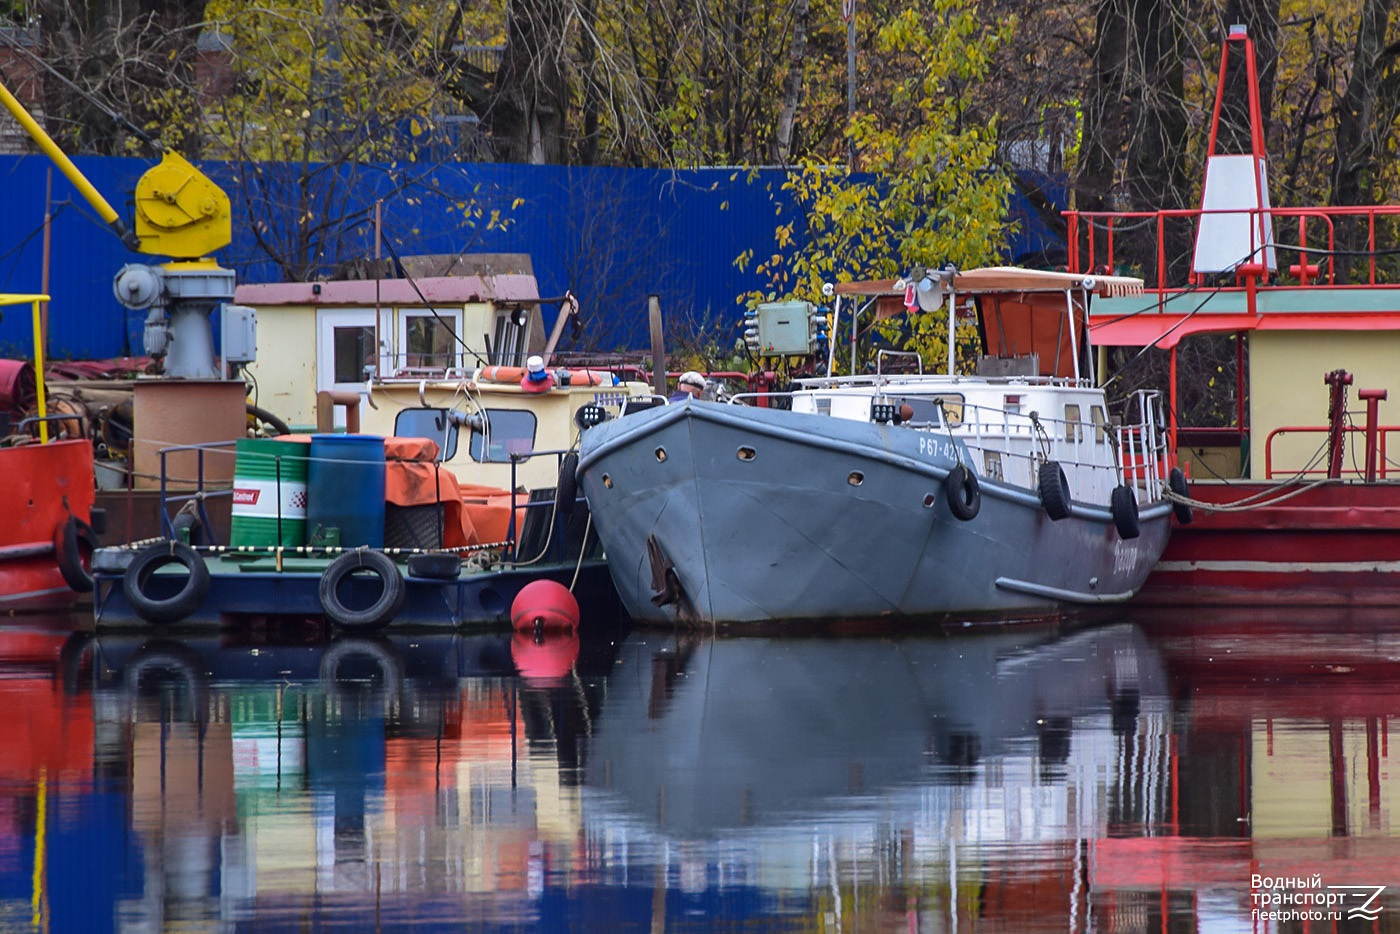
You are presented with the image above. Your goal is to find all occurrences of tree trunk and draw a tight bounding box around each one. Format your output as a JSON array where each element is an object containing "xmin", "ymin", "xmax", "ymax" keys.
[
  {"xmin": 1073, "ymin": 0, "xmax": 1130, "ymax": 269},
  {"xmin": 772, "ymin": 0, "xmax": 810, "ymax": 165},
  {"xmin": 488, "ymin": 0, "xmax": 570, "ymax": 164},
  {"xmin": 1124, "ymin": 0, "xmax": 1190, "ymax": 279},
  {"xmin": 1332, "ymin": 0, "xmax": 1392, "ymax": 207}
]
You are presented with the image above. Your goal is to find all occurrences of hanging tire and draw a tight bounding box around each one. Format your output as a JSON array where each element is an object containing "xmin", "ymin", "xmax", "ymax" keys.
[
  {"xmin": 53, "ymin": 515, "xmax": 99, "ymax": 593},
  {"xmin": 407, "ymin": 551, "xmax": 461, "ymax": 580},
  {"xmin": 556, "ymin": 451, "xmax": 580, "ymax": 515},
  {"xmin": 318, "ymin": 550, "xmax": 406, "ymax": 633},
  {"xmin": 944, "ymin": 464, "xmax": 981, "ymax": 521},
  {"xmin": 122, "ymin": 541, "xmax": 210, "ymax": 624},
  {"xmin": 1168, "ymin": 467, "xmax": 1194, "ymax": 524},
  {"xmin": 1038, "ymin": 461, "xmax": 1072, "ymax": 520},
  {"xmin": 1110, "ymin": 485, "xmax": 1141, "ymax": 539}
]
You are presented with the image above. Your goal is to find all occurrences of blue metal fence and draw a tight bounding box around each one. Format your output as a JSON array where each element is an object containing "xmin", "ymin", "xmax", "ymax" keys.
[{"xmin": 0, "ymin": 154, "xmax": 1063, "ymax": 359}]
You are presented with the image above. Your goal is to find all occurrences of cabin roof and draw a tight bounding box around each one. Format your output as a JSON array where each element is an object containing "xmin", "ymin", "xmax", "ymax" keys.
[
  {"xmin": 233, "ymin": 274, "xmax": 540, "ymax": 307},
  {"xmin": 833, "ymin": 267, "xmax": 1144, "ymax": 299}
]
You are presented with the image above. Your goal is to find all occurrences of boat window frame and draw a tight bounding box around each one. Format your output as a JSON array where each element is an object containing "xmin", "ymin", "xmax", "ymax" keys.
[
  {"xmin": 392, "ymin": 408, "xmax": 460, "ymax": 462},
  {"xmin": 396, "ymin": 308, "xmax": 463, "ymax": 374},
  {"xmin": 1065, "ymin": 403, "xmax": 1083, "ymax": 442},
  {"xmin": 468, "ymin": 407, "xmax": 538, "ymax": 463}
]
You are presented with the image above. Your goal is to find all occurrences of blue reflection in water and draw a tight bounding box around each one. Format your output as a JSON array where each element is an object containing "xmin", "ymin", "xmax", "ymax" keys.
[{"xmin": 1, "ymin": 609, "xmax": 1399, "ymax": 931}]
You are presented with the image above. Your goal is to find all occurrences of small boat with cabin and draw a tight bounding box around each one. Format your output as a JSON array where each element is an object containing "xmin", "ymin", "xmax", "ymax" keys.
[{"xmin": 576, "ymin": 266, "xmax": 1179, "ymax": 627}]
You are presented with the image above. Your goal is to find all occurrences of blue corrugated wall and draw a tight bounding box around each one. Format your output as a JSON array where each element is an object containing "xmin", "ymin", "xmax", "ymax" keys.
[{"xmin": 0, "ymin": 154, "xmax": 1063, "ymax": 359}]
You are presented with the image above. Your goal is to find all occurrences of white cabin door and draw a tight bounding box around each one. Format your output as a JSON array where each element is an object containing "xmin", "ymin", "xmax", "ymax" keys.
[{"xmin": 315, "ymin": 308, "xmax": 392, "ymax": 428}]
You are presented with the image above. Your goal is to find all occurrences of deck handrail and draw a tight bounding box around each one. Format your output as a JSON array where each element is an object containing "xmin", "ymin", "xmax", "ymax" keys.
[
  {"xmin": 725, "ymin": 390, "xmax": 1170, "ymax": 503},
  {"xmin": 1065, "ymin": 202, "xmax": 1400, "ymax": 288},
  {"xmin": 1264, "ymin": 424, "xmax": 1400, "ymax": 479}
]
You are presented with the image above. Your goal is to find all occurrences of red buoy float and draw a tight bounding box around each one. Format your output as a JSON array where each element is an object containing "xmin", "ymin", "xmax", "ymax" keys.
[{"xmin": 510, "ymin": 579, "xmax": 580, "ymax": 632}]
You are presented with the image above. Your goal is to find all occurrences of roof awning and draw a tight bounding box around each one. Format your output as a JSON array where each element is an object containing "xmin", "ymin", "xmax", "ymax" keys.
[
  {"xmin": 1089, "ymin": 314, "xmax": 1259, "ymax": 349},
  {"xmin": 1089, "ymin": 312, "xmax": 1400, "ymax": 349}
]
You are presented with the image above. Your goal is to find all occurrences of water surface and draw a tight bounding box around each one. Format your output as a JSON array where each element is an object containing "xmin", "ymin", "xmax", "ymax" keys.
[{"xmin": 2, "ymin": 608, "xmax": 1398, "ymax": 931}]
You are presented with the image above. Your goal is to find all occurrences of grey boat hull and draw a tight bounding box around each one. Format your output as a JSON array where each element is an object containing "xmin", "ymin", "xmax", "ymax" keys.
[{"xmin": 577, "ymin": 400, "xmax": 1173, "ymax": 627}]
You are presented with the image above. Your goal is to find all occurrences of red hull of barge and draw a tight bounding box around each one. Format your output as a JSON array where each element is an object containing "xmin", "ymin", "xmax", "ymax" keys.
[
  {"xmin": 0, "ymin": 440, "xmax": 96, "ymax": 610},
  {"xmin": 1135, "ymin": 481, "xmax": 1400, "ymax": 605}
]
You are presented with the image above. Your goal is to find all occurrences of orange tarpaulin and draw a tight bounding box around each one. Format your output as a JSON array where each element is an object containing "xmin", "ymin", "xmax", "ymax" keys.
[{"xmin": 279, "ymin": 434, "xmax": 522, "ymax": 548}]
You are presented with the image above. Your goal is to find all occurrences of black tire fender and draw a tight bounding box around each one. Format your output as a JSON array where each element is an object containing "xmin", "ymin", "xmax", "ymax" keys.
[
  {"xmin": 54, "ymin": 515, "xmax": 99, "ymax": 593},
  {"xmin": 944, "ymin": 464, "xmax": 981, "ymax": 521},
  {"xmin": 122, "ymin": 540, "xmax": 210, "ymax": 624},
  {"xmin": 318, "ymin": 550, "xmax": 406, "ymax": 632},
  {"xmin": 1110, "ymin": 484, "xmax": 1141, "ymax": 540},
  {"xmin": 1168, "ymin": 467, "xmax": 1194, "ymax": 524},
  {"xmin": 407, "ymin": 551, "xmax": 461, "ymax": 579},
  {"xmin": 1038, "ymin": 461, "xmax": 1072, "ymax": 521},
  {"xmin": 557, "ymin": 451, "xmax": 580, "ymax": 515}
]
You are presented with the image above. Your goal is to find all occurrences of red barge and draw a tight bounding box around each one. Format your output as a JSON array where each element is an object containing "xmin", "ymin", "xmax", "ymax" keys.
[
  {"xmin": 0, "ymin": 293, "xmax": 100, "ymax": 610},
  {"xmin": 1079, "ymin": 26, "xmax": 1400, "ymax": 606}
]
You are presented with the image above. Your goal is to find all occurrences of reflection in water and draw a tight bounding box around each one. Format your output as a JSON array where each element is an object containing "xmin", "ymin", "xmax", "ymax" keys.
[{"xmin": 0, "ymin": 610, "xmax": 1398, "ymax": 930}]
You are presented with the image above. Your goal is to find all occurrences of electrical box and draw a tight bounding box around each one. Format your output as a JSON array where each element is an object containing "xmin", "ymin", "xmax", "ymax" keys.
[
  {"xmin": 746, "ymin": 301, "xmax": 814, "ymax": 356},
  {"xmin": 221, "ymin": 303, "xmax": 257, "ymax": 364}
]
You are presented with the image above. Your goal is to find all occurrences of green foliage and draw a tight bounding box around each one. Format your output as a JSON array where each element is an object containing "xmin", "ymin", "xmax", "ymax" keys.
[{"xmin": 740, "ymin": 0, "xmax": 1015, "ymax": 375}]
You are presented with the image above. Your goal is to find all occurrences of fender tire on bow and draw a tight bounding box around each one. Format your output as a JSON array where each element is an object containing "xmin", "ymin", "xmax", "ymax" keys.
[{"xmin": 944, "ymin": 464, "xmax": 981, "ymax": 521}]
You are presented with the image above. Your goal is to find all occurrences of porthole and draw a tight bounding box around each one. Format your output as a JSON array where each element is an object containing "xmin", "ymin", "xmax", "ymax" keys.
[
  {"xmin": 654, "ymin": 447, "xmax": 667, "ymax": 462},
  {"xmin": 602, "ymin": 474, "xmax": 613, "ymax": 488},
  {"xmin": 737, "ymin": 446, "xmax": 757, "ymax": 461},
  {"xmin": 848, "ymin": 471, "xmax": 864, "ymax": 487}
]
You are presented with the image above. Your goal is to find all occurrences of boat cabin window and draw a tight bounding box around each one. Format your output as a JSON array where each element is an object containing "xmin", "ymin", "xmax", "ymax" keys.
[
  {"xmin": 331, "ymin": 323, "xmax": 378, "ymax": 383},
  {"xmin": 1091, "ymin": 405, "xmax": 1107, "ymax": 442},
  {"xmin": 393, "ymin": 408, "xmax": 459, "ymax": 462},
  {"xmin": 400, "ymin": 311, "xmax": 461, "ymax": 372},
  {"xmin": 492, "ymin": 307, "xmax": 530, "ymax": 366},
  {"xmin": 1064, "ymin": 404, "xmax": 1082, "ymax": 442},
  {"xmin": 469, "ymin": 408, "xmax": 538, "ymax": 463},
  {"xmin": 893, "ymin": 394, "xmax": 961, "ymax": 427}
]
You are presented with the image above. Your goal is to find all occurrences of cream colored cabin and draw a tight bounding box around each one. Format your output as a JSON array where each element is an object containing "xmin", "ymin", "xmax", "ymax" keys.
[
  {"xmin": 1248, "ymin": 330, "xmax": 1400, "ymax": 479},
  {"xmin": 235, "ymin": 273, "xmax": 653, "ymax": 491}
]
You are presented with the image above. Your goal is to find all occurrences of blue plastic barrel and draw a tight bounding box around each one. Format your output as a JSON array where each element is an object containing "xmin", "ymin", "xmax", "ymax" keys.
[{"xmin": 307, "ymin": 434, "xmax": 387, "ymax": 548}]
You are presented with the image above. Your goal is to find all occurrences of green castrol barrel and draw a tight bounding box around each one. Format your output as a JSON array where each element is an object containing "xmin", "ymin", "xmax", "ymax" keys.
[{"xmin": 230, "ymin": 438, "xmax": 310, "ymax": 548}]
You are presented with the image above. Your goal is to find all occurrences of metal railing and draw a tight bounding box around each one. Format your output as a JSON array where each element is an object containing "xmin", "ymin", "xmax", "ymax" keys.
[
  {"xmin": 1264, "ymin": 424, "xmax": 1400, "ymax": 479},
  {"xmin": 727, "ymin": 388, "xmax": 1170, "ymax": 504}
]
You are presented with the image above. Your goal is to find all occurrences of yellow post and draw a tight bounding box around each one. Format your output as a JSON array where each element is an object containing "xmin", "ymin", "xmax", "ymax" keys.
[
  {"xmin": 30, "ymin": 298, "xmax": 48, "ymax": 443},
  {"xmin": 0, "ymin": 294, "xmax": 52, "ymax": 443}
]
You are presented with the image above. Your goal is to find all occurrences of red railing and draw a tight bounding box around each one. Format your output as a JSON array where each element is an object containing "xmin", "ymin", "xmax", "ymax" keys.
[
  {"xmin": 1264, "ymin": 424, "xmax": 1400, "ymax": 480},
  {"xmin": 1064, "ymin": 203, "xmax": 1400, "ymax": 291}
]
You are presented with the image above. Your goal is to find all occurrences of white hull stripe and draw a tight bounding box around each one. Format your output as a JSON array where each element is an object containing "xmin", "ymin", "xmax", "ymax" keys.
[
  {"xmin": 1155, "ymin": 559, "xmax": 1400, "ymax": 574},
  {"xmin": 231, "ymin": 478, "xmax": 308, "ymax": 520}
]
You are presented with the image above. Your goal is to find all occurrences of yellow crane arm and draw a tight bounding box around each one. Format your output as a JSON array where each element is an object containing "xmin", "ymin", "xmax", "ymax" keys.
[
  {"xmin": 0, "ymin": 80, "xmax": 140, "ymax": 251},
  {"xmin": 1, "ymin": 79, "xmax": 231, "ymax": 260}
]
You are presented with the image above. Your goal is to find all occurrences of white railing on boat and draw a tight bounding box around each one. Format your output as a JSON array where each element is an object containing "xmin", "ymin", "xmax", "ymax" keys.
[{"xmin": 724, "ymin": 388, "xmax": 1169, "ymax": 506}]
